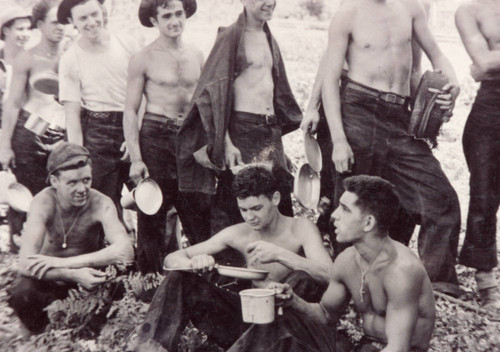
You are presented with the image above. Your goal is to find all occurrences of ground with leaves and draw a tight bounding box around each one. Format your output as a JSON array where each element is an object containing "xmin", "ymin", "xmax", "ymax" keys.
[{"xmin": 1, "ymin": 0, "xmax": 500, "ymax": 351}]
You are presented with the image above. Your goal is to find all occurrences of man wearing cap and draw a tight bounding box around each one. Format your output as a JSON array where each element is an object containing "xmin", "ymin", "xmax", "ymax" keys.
[
  {"xmin": 7, "ymin": 142, "xmax": 134, "ymax": 334},
  {"xmin": 176, "ymin": 0, "xmax": 302, "ymax": 246},
  {"xmin": 124, "ymin": 0, "xmax": 203, "ymax": 273},
  {"xmin": 0, "ymin": 3, "xmax": 31, "ymax": 122},
  {"xmin": 57, "ymin": 0, "xmax": 139, "ymax": 207}
]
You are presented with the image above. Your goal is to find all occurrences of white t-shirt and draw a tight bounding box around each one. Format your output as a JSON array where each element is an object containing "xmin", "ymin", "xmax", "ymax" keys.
[{"xmin": 58, "ymin": 33, "xmax": 138, "ymax": 112}]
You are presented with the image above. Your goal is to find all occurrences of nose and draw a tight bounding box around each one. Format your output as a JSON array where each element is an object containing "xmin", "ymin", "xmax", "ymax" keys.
[{"xmin": 331, "ymin": 207, "xmax": 340, "ymax": 221}]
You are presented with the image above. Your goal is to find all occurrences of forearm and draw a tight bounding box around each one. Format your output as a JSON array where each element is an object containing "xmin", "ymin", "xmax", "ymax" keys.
[
  {"xmin": 276, "ymin": 250, "xmax": 329, "ymax": 284},
  {"xmin": 307, "ymin": 52, "xmax": 327, "ymax": 111},
  {"xmin": 431, "ymin": 55, "xmax": 459, "ymax": 87},
  {"xmin": 65, "ymin": 107, "xmax": 83, "ymax": 145},
  {"xmin": 321, "ymin": 80, "xmax": 347, "ymax": 143},
  {"xmin": 289, "ymin": 294, "xmax": 330, "ymax": 325},
  {"xmin": 0, "ymin": 101, "xmax": 22, "ymax": 148},
  {"xmin": 123, "ymin": 109, "xmax": 142, "ymax": 162},
  {"xmin": 20, "ymin": 265, "xmax": 79, "ymax": 283},
  {"xmin": 164, "ymin": 249, "xmax": 192, "ymax": 268},
  {"xmin": 58, "ymin": 241, "xmax": 133, "ymax": 269}
]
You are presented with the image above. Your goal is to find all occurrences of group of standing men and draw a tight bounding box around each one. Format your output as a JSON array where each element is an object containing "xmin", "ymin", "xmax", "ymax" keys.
[{"xmin": 0, "ymin": 0, "xmax": 499, "ymax": 350}]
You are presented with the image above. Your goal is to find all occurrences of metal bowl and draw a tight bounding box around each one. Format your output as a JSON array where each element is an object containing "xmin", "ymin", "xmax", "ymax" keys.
[
  {"xmin": 293, "ymin": 163, "xmax": 320, "ymax": 210},
  {"xmin": 7, "ymin": 183, "xmax": 33, "ymax": 213},
  {"xmin": 304, "ymin": 133, "xmax": 322, "ymax": 173},
  {"xmin": 216, "ymin": 265, "xmax": 269, "ymax": 280},
  {"xmin": 30, "ymin": 70, "xmax": 59, "ymax": 95}
]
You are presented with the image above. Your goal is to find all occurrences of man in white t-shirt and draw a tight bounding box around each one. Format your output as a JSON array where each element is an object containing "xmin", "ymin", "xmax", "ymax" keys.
[{"xmin": 57, "ymin": 0, "xmax": 139, "ymax": 206}]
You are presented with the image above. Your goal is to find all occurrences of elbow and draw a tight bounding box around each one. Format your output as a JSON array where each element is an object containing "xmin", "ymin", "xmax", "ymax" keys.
[{"xmin": 116, "ymin": 240, "xmax": 134, "ymax": 266}]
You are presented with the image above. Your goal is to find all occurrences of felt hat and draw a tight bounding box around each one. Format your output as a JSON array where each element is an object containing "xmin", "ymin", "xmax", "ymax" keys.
[
  {"xmin": 46, "ymin": 142, "xmax": 90, "ymax": 178},
  {"xmin": 138, "ymin": 0, "xmax": 197, "ymax": 28},
  {"xmin": 0, "ymin": 4, "xmax": 31, "ymax": 40},
  {"xmin": 57, "ymin": 0, "xmax": 105, "ymax": 25}
]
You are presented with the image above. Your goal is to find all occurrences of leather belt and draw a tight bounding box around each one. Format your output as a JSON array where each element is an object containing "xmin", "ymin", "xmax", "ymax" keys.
[
  {"xmin": 82, "ymin": 109, "xmax": 123, "ymax": 125},
  {"xmin": 143, "ymin": 112, "xmax": 183, "ymax": 127},
  {"xmin": 232, "ymin": 111, "xmax": 278, "ymax": 126},
  {"xmin": 345, "ymin": 81, "xmax": 409, "ymax": 106}
]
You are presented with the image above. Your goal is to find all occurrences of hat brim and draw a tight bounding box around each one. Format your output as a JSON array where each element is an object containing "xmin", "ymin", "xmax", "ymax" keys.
[
  {"xmin": 139, "ymin": 0, "xmax": 197, "ymax": 28},
  {"xmin": 57, "ymin": 0, "xmax": 105, "ymax": 25}
]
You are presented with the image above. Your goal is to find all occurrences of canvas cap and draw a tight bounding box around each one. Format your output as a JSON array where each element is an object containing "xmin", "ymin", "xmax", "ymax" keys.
[
  {"xmin": 57, "ymin": 0, "xmax": 105, "ymax": 25},
  {"xmin": 138, "ymin": 0, "xmax": 196, "ymax": 27},
  {"xmin": 46, "ymin": 142, "xmax": 90, "ymax": 179},
  {"xmin": 0, "ymin": 4, "xmax": 31, "ymax": 40}
]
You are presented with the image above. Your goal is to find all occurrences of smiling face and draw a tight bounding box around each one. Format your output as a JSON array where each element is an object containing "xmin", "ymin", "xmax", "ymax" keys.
[
  {"xmin": 242, "ymin": 0, "xmax": 276, "ymax": 23},
  {"xmin": 151, "ymin": 1, "xmax": 186, "ymax": 38},
  {"xmin": 38, "ymin": 7, "xmax": 64, "ymax": 43},
  {"xmin": 51, "ymin": 165, "xmax": 92, "ymax": 208},
  {"xmin": 69, "ymin": 0, "xmax": 104, "ymax": 41},
  {"xmin": 3, "ymin": 17, "xmax": 31, "ymax": 48},
  {"xmin": 331, "ymin": 191, "xmax": 370, "ymax": 244},
  {"xmin": 237, "ymin": 192, "xmax": 280, "ymax": 231}
]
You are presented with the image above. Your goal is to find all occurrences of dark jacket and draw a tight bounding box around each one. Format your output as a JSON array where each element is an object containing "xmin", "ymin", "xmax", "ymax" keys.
[{"xmin": 176, "ymin": 11, "xmax": 302, "ymax": 195}]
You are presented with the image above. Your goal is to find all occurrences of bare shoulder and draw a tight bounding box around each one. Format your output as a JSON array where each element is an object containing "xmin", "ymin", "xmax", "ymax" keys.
[
  {"xmin": 331, "ymin": 246, "xmax": 357, "ymax": 279},
  {"xmin": 455, "ymin": 0, "xmax": 479, "ymax": 19},
  {"xmin": 13, "ymin": 49, "xmax": 33, "ymax": 70},
  {"xmin": 129, "ymin": 47, "xmax": 149, "ymax": 69},
  {"xmin": 384, "ymin": 242, "xmax": 426, "ymax": 286},
  {"xmin": 30, "ymin": 187, "xmax": 56, "ymax": 214},
  {"xmin": 88, "ymin": 189, "xmax": 116, "ymax": 216},
  {"xmin": 290, "ymin": 217, "xmax": 318, "ymax": 235},
  {"xmin": 220, "ymin": 222, "xmax": 249, "ymax": 247}
]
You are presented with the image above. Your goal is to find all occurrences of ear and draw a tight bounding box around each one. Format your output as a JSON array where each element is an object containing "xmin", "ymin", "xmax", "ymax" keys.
[
  {"xmin": 37, "ymin": 19, "xmax": 44, "ymax": 29},
  {"xmin": 49, "ymin": 174, "xmax": 59, "ymax": 188},
  {"xmin": 363, "ymin": 214, "xmax": 376, "ymax": 232},
  {"xmin": 271, "ymin": 191, "xmax": 281, "ymax": 206}
]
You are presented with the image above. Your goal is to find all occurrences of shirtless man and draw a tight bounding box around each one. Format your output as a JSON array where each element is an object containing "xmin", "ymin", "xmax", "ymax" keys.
[
  {"xmin": 1, "ymin": 0, "xmax": 65, "ymax": 196},
  {"xmin": 7, "ymin": 142, "xmax": 134, "ymax": 334},
  {"xmin": 230, "ymin": 176, "xmax": 435, "ymax": 352},
  {"xmin": 124, "ymin": 0, "xmax": 202, "ymax": 273},
  {"xmin": 455, "ymin": 0, "xmax": 500, "ymax": 309},
  {"xmin": 135, "ymin": 165, "xmax": 332, "ymax": 351},
  {"xmin": 321, "ymin": 0, "xmax": 462, "ymax": 296},
  {"xmin": 0, "ymin": 4, "xmax": 31, "ymax": 120},
  {"xmin": 176, "ymin": 0, "xmax": 302, "ymax": 243},
  {"xmin": 58, "ymin": 0, "xmax": 139, "ymax": 207}
]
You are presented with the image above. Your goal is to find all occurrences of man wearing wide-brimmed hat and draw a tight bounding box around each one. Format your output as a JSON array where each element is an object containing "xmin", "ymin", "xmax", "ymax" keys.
[
  {"xmin": 7, "ymin": 142, "xmax": 134, "ymax": 334},
  {"xmin": 58, "ymin": 0, "xmax": 140, "ymax": 208},
  {"xmin": 0, "ymin": 3, "xmax": 31, "ymax": 122},
  {"xmin": 123, "ymin": 0, "xmax": 203, "ymax": 274}
]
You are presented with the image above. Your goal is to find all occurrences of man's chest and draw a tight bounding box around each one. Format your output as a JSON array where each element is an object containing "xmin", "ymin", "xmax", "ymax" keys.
[
  {"xmin": 147, "ymin": 50, "xmax": 201, "ymax": 87},
  {"xmin": 346, "ymin": 268, "xmax": 388, "ymax": 315},
  {"xmin": 242, "ymin": 31, "xmax": 273, "ymax": 70},
  {"xmin": 477, "ymin": 7, "xmax": 500, "ymax": 49}
]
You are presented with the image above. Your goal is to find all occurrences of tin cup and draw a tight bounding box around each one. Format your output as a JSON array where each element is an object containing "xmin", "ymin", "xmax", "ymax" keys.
[{"xmin": 239, "ymin": 289, "xmax": 276, "ymax": 324}]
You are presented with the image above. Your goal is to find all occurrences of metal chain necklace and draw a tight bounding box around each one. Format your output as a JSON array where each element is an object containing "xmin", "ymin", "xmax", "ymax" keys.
[
  {"xmin": 356, "ymin": 243, "xmax": 385, "ymax": 303},
  {"xmin": 56, "ymin": 201, "xmax": 84, "ymax": 249}
]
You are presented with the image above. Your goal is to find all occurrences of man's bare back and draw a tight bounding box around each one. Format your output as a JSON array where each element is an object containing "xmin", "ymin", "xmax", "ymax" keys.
[
  {"xmin": 461, "ymin": 0, "xmax": 500, "ymax": 50},
  {"xmin": 141, "ymin": 40, "xmax": 203, "ymax": 117},
  {"xmin": 344, "ymin": 0, "xmax": 418, "ymax": 95},
  {"xmin": 336, "ymin": 240, "xmax": 435, "ymax": 350},
  {"xmin": 233, "ymin": 29, "xmax": 274, "ymax": 114}
]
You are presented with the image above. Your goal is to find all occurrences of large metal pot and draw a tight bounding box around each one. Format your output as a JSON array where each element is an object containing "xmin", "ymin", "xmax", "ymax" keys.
[{"xmin": 293, "ymin": 163, "xmax": 320, "ymax": 210}]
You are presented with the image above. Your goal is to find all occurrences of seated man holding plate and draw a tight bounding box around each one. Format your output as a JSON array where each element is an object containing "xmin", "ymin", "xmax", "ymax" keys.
[{"xmin": 135, "ymin": 165, "xmax": 332, "ymax": 351}]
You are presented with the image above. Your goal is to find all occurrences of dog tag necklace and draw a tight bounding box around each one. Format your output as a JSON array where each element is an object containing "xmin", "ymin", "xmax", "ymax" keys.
[
  {"xmin": 357, "ymin": 244, "xmax": 384, "ymax": 303},
  {"xmin": 56, "ymin": 202, "xmax": 83, "ymax": 249}
]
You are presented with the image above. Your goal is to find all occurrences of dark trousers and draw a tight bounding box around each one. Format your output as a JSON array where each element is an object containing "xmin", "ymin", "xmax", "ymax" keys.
[
  {"xmin": 8, "ymin": 110, "xmax": 64, "ymax": 239},
  {"xmin": 136, "ymin": 115, "xmax": 188, "ymax": 273},
  {"xmin": 460, "ymin": 83, "xmax": 500, "ymax": 271},
  {"xmin": 81, "ymin": 109, "xmax": 130, "ymax": 208},
  {"xmin": 7, "ymin": 276, "xmax": 74, "ymax": 333},
  {"xmin": 136, "ymin": 270, "xmax": 326, "ymax": 352},
  {"xmin": 336, "ymin": 84, "xmax": 460, "ymax": 293}
]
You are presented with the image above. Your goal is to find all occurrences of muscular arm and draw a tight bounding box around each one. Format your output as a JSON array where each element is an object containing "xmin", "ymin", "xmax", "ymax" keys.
[
  {"xmin": 455, "ymin": 4, "xmax": 500, "ymax": 80},
  {"xmin": 412, "ymin": 0, "xmax": 459, "ymax": 88},
  {"xmin": 321, "ymin": 3, "xmax": 355, "ymax": 173},
  {"xmin": 381, "ymin": 264, "xmax": 425, "ymax": 352},
  {"xmin": 410, "ymin": 0, "xmax": 431, "ymax": 96},
  {"xmin": 164, "ymin": 226, "xmax": 234, "ymax": 269},
  {"xmin": 0, "ymin": 52, "xmax": 30, "ymax": 167},
  {"xmin": 124, "ymin": 52, "xmax": 148, "ymax": 184},
  {"xmin": 290, "ymin": 260, "xmax": 350, "ymax": 325},
  {"xmin": 301, "ymin": 51, "xmax": 327, "ymax": 134},
  {"xmin": 64, "ymin": 102, "xmax": 83, "ymax": 144}
]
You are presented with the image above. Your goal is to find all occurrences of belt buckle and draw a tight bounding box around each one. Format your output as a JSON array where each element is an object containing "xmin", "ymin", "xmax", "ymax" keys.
[
  {"xmin": 384, "ymin": 93, "xmax": 398, "ymax": 104},
  {"xmin": 264, "ymin": 114, "xmax": 274, "ymax": 125}
]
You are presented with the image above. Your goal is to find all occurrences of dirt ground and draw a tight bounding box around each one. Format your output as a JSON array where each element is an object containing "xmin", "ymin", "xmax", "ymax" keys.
[{"xmin": 1, "ymin": 1, "xmax": 500, "ymax": 351}]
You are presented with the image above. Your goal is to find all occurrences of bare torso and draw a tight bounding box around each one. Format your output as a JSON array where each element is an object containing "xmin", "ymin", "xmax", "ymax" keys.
[
  {"xmin": 472, "ymin": 0, "xmax": 500, "ymax": 50},
  {"xmin": 341, "ymin": 242, "xmax": 435, "ymax": 349},
  {"xmin": 38, "ymin": 188, "xmax": 106, "ymax": 258},
  {"xmin": 347, "ymin": 0, "xmax": 414, "ymax": 95},
  {"xmin": 233, "ymin": 29, "xmax": 275, "ymax": 114},
  {"xmin": 227, "ymin": 217, "xmax": 304, "ymax": 287},
  {"xmin": 143, "ymin": 40, "xmax": 202, "ymax": 118},
  {"xmin": 22, "ymin": 46, "xmax": 64, "ymax": 126}
]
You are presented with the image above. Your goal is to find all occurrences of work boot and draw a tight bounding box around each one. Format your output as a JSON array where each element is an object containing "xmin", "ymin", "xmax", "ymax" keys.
[{"xmin": 475, "ymin": 270, "xmax": 500, "ymax": 320}]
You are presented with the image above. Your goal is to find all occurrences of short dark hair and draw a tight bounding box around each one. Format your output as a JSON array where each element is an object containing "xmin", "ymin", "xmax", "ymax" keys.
[
  {"xmin": 232, "ymin": 166, "xmax": 278, "ymax": 200},
  {"xmin": 32, "ymin": 0, "xmax": 58, "ymax": 29},
  {"xmin": 343, "ymin": 175, "xmax": 400, "ymax": 232},
  {"xmin": 53, "ymin": 158, "xmax": 92, "ymax": 177}
]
